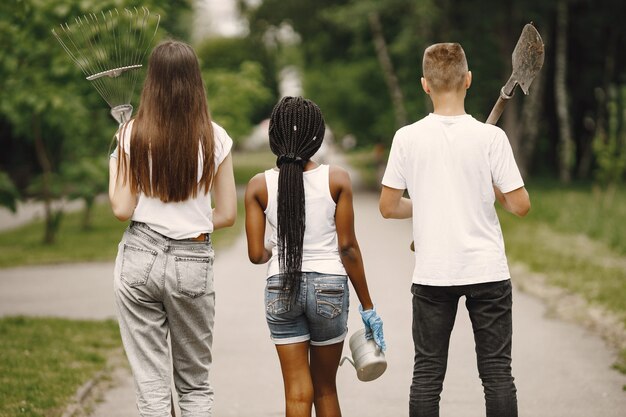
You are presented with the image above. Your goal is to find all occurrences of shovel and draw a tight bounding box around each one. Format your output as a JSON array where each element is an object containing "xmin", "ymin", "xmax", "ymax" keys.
[
  {"xmin": 409, "ymin": 23, "xmax": 545, "ymax": 252},
  {"xmin": 486, "ymin": 23, "xmax": 545, "ymax": 124}
]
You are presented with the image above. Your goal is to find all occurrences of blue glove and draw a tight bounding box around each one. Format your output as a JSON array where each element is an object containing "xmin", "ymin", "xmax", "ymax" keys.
[{"xmin": 359, "ymin": 305, "xmax": 386, "ymax": 352}]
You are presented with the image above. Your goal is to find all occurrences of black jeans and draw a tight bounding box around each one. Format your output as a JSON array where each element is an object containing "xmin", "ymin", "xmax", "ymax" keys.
[{"xmin": 409, "ymin": 279, "xmax": 517, "ymax": 417}]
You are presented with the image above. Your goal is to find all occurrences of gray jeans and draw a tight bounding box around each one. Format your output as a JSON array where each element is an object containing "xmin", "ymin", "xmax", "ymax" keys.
[{"xmin": 113, "ymin": 221, "xmax": 216, "ymax": 417}]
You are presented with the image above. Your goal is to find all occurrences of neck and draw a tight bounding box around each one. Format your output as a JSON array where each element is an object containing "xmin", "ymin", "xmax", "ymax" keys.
[{"xmin": 429, "ymin": 90, "xmax": 467, "ymax": 116}]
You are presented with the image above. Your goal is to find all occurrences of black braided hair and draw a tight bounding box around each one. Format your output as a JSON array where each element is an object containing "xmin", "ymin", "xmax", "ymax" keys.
[{"xmin": 268, "ymin": 96, "xmax": 325, "ymax": 301}]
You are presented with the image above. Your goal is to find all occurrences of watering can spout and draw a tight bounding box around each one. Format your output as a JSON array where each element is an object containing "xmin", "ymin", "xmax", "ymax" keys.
[
  {"xmin": 340, "ymin": 356, "xmax": 355, "ymax": 368},
  {"xmin": 341, "ymin": 328, "xmax": 387, "ymax": 382}
]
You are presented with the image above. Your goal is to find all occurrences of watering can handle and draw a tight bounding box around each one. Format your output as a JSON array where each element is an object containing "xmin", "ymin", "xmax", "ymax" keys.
[{"xmin": 340, "ymin": 356, "xmax": 355, "ymax": 367}]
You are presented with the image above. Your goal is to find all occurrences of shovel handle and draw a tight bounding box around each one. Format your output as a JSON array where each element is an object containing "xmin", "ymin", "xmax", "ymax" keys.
[{"xmin": 485, "ymin": 87, "xmax": 515, "ymax": 125}]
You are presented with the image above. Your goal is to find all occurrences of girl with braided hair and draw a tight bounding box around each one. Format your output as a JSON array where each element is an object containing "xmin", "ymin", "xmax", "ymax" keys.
[{"xmin": 245, "ymin": 96, "xmax": 385, "ymax": 417}]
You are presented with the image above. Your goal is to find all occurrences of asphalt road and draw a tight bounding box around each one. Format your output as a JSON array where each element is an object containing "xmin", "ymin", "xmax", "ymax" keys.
[{"xmin": 1, "ymin": 193, "xmax": 624, "ymax": 416}]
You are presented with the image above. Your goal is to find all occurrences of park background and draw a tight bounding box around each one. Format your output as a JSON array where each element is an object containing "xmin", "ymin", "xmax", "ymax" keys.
[{"xmin": 0, "ymin": 0, "xmax": 625, "ymax": 416}]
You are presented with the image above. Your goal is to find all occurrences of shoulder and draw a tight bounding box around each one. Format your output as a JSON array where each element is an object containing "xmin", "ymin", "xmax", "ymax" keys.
[
  {"xmin": 391, "ymin": 118, "xmax": 430, "ymax": 145},
  {"xmin": 394, "ymin": 119, "xmax": 422, "ymax": 137},
  {"xmin": 211, "ymin": 121, "xmax": 234, "ymax": 164},
  {"xmin": 328, "ymin": 165, "xmax": 352, "ymax": 200},
  {"xmin": 481, "ymin": 122, "xmax": 508, "ymax": 145},
  {"xmin": 329, "ymin": 165, "xmax": 351, "ymax": 184},
  {"xmin": 466, "ymin": 116, "xmax": 505, "ymax": 137},
  {"xmin": 245, "ymin": 172, "xmax": 267, "ymax": 198},
  {"xmin": 247, "ymin": 172, "xmax": 266, "ymax": 189},
  {"xmin": 211, "ymin": 121, "xmax": 233, "ymax": 145}
]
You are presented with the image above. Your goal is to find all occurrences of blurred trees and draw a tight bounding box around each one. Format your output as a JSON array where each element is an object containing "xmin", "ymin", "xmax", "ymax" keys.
[
  {"xmin": 0, "ymin": 0, "xmax": 191, "ymax": 243},
  {"xmin": 243, "ymin": 0, "xmax": 626, "ymax": 184},
  {"xmin": 196, "ymin": 36, "xmax": 276, "ymax": 142}
]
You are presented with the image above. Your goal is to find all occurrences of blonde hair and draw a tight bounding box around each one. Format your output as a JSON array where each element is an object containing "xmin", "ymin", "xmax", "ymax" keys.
[{"xmin": 422, "ymin": 43, "xmax": 468, "ymax": 92}]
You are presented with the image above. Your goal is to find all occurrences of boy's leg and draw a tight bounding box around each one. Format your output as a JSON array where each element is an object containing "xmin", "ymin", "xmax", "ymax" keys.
[
  {"xmin": 465, "ymin": 279, "xmax": 517, "ymax": 417},
  {"xmin": 310, "ymin": 342, "xmax": 344, "ymax": 417},
  {"xmin": 410, "ymin": 284, "xmax": 460, "ymax": 417}
]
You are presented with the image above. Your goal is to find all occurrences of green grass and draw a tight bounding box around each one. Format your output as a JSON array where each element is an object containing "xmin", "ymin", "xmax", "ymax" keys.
[
  {"xmin": 500, "ymin": 181, "xmax": 626, "ymax": 318},
  {"xmin": 0, "ymin": 200, "xmax": 244, "ymax": 268},
  {"xmin": 0, "ymin": 317, "xmax": 121, "ymax": 417},
  {"xmin": 518, "ymin": 180, "xmax": 626, "ymax": 255},
  {"xmin": 498, "ymin": 180, "xmax": 626, "ymax": 374}
]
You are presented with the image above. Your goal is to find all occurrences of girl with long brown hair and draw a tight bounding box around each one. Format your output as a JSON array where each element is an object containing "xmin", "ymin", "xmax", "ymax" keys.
[{"xmin": 109, "ymin": 40, "xmax": 236, "ymax": 416}]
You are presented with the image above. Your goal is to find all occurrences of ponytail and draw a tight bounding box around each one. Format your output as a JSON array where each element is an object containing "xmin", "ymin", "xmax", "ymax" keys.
[{"xmin": 268, "ymin": 96, "xmax": 325, "ymax": 301}]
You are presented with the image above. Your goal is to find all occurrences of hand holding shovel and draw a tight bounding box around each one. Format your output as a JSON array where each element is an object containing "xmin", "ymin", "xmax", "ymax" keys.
[{"xmin": 409, "ymin": 23, "xmax": 545, "ymax": 252}]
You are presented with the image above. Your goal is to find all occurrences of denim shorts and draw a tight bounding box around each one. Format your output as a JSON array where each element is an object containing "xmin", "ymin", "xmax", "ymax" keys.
[{"xmin": 265, "ymin": 272, "xmax": 349, "ymax": 346}]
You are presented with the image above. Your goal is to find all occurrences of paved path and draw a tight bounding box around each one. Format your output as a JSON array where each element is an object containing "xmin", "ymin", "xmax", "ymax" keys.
[{"xmin": 1, "ymin": 193, "xmax": 625, "ymax": 416}]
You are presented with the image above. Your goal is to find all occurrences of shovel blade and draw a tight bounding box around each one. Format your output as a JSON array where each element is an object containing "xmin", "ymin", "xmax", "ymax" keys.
[{"xmin": 511, "ymin": 23, "xmax": 545, "ymax": 95}]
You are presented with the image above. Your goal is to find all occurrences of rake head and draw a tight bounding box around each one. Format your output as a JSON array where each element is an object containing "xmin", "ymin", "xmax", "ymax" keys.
[{"xmin": 52, "ymin": 7, "xmax": 160, "ymax": 124}]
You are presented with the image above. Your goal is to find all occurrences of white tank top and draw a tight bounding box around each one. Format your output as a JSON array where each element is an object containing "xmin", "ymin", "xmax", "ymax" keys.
[{"xmin": 264, "ymin": 164, "xmax": 347, "ymax": 278}]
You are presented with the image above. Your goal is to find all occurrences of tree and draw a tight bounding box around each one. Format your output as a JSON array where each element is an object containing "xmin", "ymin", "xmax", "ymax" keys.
[
  {"xmin": 591, "ymin": 85, "xmax": 626, "ymax": 205},
  {"xmin": 0, "ymin": 172, "xmax": 19, "ymax": 213},
  {"xmin": 203, "ymin": 62, "xmax": 274, "ymax": 142},
  {"xmin": 554, "ymin": 0, "xmax": 576, "ymax": 182},
  {"xmin": 0, "ymin": 0, "xmax": 192, "ymax": 243},
  {"xmin": 62, "ymin": 156, "xmax": 109, "ymax": 230}
]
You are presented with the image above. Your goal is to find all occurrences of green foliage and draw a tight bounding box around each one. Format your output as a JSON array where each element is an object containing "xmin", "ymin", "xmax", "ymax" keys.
[
  {"xmin": 62, "ymin": 156, "xmax": 110, "ymax": 229},
  {"xmin": 0, "ymin": 0, "xmax": 192, "ymax": 242},
  {"xmin": 0, "ymin": 172, "xmax": 19, "ymax": 213},
  {"xmin": 196, "ymin": 35, "xmax": 278, "ymax": 138},
  {"xmin": 304, "ymin": 59, "xmax": 395, "ymax": 141},
  {"xmin": 0, "ymin": 316, "xmax": 120, "ymax": 417},
  {"xmin": 499, "ymin": 180, "xmax": 626, "ymax": 320},
  {"xmin": 204, "ymin": 61, "xmax": 273, "ymax": 142},
  {"xmin": 592, "ymin": 85, "xmax": 626, "ymax": 190}
]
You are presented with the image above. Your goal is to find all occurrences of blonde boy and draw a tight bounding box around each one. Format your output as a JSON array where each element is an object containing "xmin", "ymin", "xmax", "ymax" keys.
[{"xmin": 379, "ymin": 43, "xmax": 530, "ymax": 417}]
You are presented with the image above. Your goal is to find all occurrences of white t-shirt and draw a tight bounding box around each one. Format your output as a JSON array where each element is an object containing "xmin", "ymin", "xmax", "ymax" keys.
[
  {"xmin": 264, "ymin": 164, "xmax": 347, "ymax": 278},
  {"xmin": 382, "ymin": 113, "xmax": 524, "ymax": 286},
  {"xmin": 112, "ymin": 119, "xmax": 233, "ymax": 239}
]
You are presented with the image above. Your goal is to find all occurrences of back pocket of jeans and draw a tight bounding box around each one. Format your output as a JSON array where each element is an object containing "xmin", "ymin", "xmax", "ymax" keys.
[
  {"xmin": 175, "ymin": 256, "xmax": 213, "ymax": 298},
  {"xmin": 265, "ymin": 280, "xmax": 291, "ymax": 315},
  {"xmin": 120, "ymin": 244, "xmax": 158, "ymax": 287},
  {"xmin": 315, "ymin": 283, "xmax": 345, "ymax": 319}
]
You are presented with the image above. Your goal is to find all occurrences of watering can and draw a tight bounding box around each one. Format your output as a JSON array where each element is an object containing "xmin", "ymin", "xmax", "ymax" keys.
[{"xmin": 340, "ymin": 328, "xmax": 387, "ymax": 382}]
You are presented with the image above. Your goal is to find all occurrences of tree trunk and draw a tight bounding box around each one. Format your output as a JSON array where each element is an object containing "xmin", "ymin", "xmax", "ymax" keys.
[
  {"xmin": 82, "ymin": 197, "xmax": 94, "ymax": 230},
  {"xmin": 519, "ymin": 70, "xmax": 545, "ymax": 177},
  {"xmin": 32, "ymin": 113, "xmax": 59, "ymax": 244},
  {"xmin": 555, "ymin": 0, "xmax": 575, "ymax": 183},
  {"xmin": 368, "ymin": 11, "xmax": 408, "ymax": 129}
]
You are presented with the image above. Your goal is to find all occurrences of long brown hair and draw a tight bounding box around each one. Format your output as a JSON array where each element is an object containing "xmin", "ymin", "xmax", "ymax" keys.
[{"xmin": 117, "ymin": 40, "xmax": 215, "ymax": 202}]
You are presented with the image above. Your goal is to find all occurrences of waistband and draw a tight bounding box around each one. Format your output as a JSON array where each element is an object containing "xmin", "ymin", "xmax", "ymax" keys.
[{"xmin": 129, "ymin": 221, "xmax": 211, "ymax": 244}]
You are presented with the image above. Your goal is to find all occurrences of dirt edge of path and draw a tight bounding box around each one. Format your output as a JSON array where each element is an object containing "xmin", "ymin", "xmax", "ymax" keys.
[{"xmin": 511, "ymin": 262, "xmax": 626, "ymax": 355}]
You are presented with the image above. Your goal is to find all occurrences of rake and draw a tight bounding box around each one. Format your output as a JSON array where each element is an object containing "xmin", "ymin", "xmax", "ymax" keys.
[{"xmin": 52, "ymin": 7, "xmax": 160, "ymax": 124}]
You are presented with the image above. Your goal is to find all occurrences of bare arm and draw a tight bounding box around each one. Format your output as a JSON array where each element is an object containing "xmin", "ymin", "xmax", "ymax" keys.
[
  {"xmin": 245, "ymin": 173, "xmax": 271, "ymax": 264},
  {"xmin": 379, "ymin": 185, "xmax": 412, "ymax": 219},
  {"xmin": 494, "ymin": 185, "xmax": 531, "ymax": 217},
  {"xmin": 331, "ymin": 166, "xmax": 374, "ymax": 311},
  {"xmin": 108, "ymin": 152, "xmax": 137, "ymax": 221},
  {"xmin": 211, "ymin": 152, "xmax": 237, "ymax": 230}
]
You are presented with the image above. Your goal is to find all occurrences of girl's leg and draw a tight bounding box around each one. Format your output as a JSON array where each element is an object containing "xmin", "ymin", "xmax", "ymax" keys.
[
  {"xmin": 276, "ymin": 341, "xmax": 314, "ymax": 417},
  {"xmin": 164, "ymin": 243, "xmax": 216, "ymax": 417},
  {"xmin": 310, "ymin": 342, "xmax": 344, "ymax": 417}
]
